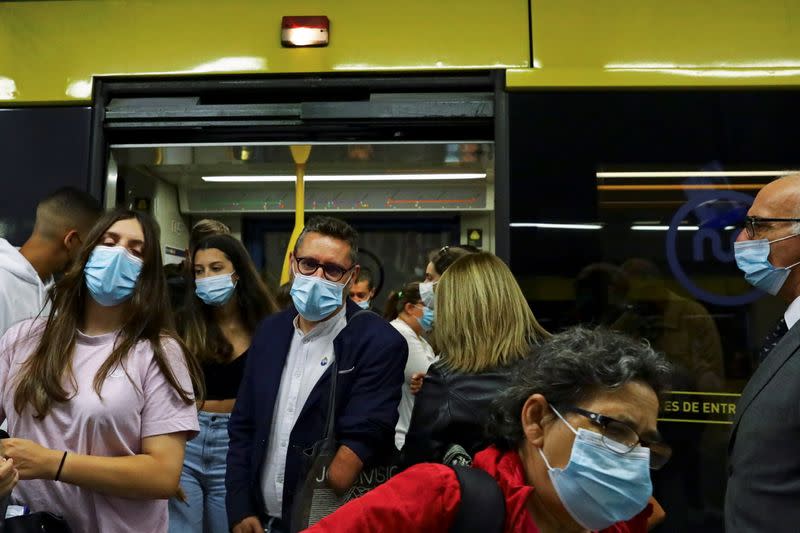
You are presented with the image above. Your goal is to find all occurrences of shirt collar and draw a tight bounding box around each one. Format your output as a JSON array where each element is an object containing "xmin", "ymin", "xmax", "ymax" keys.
[
  {"xmin": 391, "ymin": 317, "xmax": 420, "ymax": 337},
  {"xmin": 785, "ymin": 295, "xmax": 800, "ymax": 330},
  {"xmin": 293, "ymin": 306, "xmax": 347, "ymax": 342}
]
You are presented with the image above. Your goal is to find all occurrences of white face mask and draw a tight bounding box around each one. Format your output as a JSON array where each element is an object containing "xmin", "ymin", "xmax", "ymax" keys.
[{"xmin": 419, "ymin": 281, "xmax": 437, "ymax": 309}]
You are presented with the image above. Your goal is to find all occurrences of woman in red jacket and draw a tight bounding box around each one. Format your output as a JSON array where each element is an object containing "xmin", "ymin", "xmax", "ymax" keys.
[{"xmin": 305, "ymin": 326, "xmax": 672, "ymax": 533}]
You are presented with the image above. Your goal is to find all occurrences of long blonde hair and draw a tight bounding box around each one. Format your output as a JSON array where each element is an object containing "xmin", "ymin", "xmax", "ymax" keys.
[{"xmin": 433, "ymin": 252, "xmax": 549, "ymax": 373}]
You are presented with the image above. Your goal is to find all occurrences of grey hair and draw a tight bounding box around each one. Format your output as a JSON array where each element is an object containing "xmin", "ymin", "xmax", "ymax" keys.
[
  {"xmin": 486, "ymin": 326, "xmax": 672, "ymax": 450},
  {"xmin": 294, "ymin": 216, "xmax": 359, "ymax": 265}
]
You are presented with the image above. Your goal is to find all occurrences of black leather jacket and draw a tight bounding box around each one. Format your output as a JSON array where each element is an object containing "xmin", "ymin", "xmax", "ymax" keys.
[{"xmin": 400, "ymin": 361, "xmax": 511, "ymax": 467}]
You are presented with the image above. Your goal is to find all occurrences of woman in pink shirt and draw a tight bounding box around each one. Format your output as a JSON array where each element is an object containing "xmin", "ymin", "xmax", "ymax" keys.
[{"xmin": 0, "ymin": 209, "xmax": 202, "ymax": 533}]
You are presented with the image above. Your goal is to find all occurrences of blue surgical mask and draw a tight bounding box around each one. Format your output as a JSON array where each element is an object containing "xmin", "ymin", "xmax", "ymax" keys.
[
  {"xmin": 291, "ymin": 271, "xmax": 350, "ymax": 322},
  {"xmin": 418, "ymin": 306, "xmax": 435, "ymax": 332},
  {"xmin": 419, "ymin": 281, "xmax": 436, "ymax": 309},
  {"xmin": 355, "ymin": 299, "xmax": 371, "ymax": 310},
  {"xmin": 195, "ymin": 273, "xmax": 237, "ymax": 306},
  {"xmin": 734, "ymin": 234, "xmax": 800, "ymax": 295},
  {"xmin": 538, "ymin": 406, "xmax": 652, "ymax": 531},
  {"xmin": 84, "ymin": 246, "xmax": 143, "ymax": 307}
]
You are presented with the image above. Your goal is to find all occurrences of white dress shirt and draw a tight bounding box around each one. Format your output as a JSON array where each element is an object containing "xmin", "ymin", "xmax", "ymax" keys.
[
  {"xmin": 390, "ymin": 318, "xmax": 437, "ymax": 449},
  {"xmin": 785, "ymin": 295, "xmax": 800, "ymax": 330},
  {"xmin": 261, "ymin": 307, "xmax": 348, "ymax": 518}
]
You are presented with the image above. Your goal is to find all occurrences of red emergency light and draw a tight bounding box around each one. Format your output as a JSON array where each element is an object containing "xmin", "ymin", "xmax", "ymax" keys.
[{"xmin": 281, "ymin": 16, "xmax": 330, "ymax": 48}]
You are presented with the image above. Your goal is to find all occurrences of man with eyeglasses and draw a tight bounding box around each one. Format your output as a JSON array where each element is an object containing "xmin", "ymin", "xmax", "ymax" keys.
[
  {"xmin": 727, "ymin": 174, "xmax": 800, "ymax": 532},
  {"xmin": 226, "ymin": 216, "xmax": 407, "ymax": 533}
]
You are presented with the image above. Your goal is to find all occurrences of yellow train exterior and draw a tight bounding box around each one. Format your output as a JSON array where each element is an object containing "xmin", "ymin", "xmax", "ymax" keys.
[{"xmin": 2, "ymin": 0, "xmax": 800, "ymax": 104}]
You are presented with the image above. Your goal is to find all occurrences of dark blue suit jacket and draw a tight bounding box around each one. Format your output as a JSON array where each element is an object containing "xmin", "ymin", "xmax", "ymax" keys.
[{"xmin": 225, "ymin": 300, "xmax": 408, "ymax": 528}]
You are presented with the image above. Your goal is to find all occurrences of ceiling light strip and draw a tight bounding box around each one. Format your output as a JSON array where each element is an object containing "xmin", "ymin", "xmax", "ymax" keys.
[
  {"xmin": 597, "ymin": 170, "xmax": 799, "ymax": 179},
  {"xmin": 510, "ymin": 223, "xmax": 603, "ymax": 230},
  {"xmin": 202, "ymin": 173, "xmax": 486, "ymax": 183},
  {"xmin": 631, "ymin": 225, "xmax": 699, "ymax": 231},
  {"xmin": 598, "ymin": 184, "xmax": 764, "ymax": 191}
]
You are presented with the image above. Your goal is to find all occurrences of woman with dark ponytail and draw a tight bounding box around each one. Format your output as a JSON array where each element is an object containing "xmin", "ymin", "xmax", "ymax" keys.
[{"xmin": 383, "ymin": 282, "xmax": 437, "ymax": 450}]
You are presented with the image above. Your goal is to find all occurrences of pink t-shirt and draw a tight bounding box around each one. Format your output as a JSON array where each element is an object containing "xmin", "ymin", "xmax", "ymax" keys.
[{"xmin": 0, "ymin": 319, "xmax": 200, "ymax": 533}]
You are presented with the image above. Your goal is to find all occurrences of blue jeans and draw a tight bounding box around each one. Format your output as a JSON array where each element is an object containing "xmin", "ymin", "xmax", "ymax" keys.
[{"xmin": 169, "ymin": 411, "xmax": 231, "ymax": 533}]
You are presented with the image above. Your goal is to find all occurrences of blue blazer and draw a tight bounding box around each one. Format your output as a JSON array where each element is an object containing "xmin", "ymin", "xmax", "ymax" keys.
[{"xmin": 225, "ymin": 300, "xmax": 408, "ymax": 528}]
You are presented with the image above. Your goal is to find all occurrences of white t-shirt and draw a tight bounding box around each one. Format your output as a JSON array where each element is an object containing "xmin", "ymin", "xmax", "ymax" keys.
[{"xmin": 390, "ymin": 318, "xmax": 437, "ymax": 449}]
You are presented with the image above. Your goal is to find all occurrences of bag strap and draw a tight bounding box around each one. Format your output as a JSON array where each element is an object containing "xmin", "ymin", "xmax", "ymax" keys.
[
  {"xmin": 321, "ymin": 309, "xmax": 377, "ymax": 441},
  {"xmin": 449, "ymin": 466, "xmax": 506, "ymax": 533}
]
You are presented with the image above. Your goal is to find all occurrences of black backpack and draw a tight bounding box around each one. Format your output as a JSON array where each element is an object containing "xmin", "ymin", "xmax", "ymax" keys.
[{"xmin": 450, "ymin": 465, "xmax": 506, "ymax": 533}]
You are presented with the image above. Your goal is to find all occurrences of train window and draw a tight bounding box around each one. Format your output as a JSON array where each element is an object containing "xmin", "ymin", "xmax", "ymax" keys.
[{"xmin": 509, "ymin": 90, "xmax": 800, "ymax": 532}]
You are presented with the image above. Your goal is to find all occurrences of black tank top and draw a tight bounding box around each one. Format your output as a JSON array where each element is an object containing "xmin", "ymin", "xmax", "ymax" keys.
[{"xmin": 202, "ymin": 350, "xmax": 248, "ymax": 401}]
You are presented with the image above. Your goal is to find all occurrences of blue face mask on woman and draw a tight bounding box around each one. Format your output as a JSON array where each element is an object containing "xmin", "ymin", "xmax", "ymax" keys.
[
  {"xmin": 195, "ymin": 273, "xmax": 237, "ymax": 306},
  {"xmin": 291, "ymin": 272, "xmax": 351, "ymax": 322},
  {"xmin": 734, "ymin": 234, "xmax": 800, "ymax": 295},
  {"xmin": 84, "ymin": 246, "xmax": 143, "ymax": 307},
  {"xmin": 416, "ymin": 306, "xmax": 435, "ymax": 332},
  {"xmin": 538, "ymin": 406, "xmax": 652, "ymax": 531}
]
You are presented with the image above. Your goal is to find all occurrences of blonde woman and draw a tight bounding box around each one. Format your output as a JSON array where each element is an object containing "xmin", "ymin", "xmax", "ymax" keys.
[{"xmin": 401, "ymin": 251, "xmax": 549, "ymax": 466}]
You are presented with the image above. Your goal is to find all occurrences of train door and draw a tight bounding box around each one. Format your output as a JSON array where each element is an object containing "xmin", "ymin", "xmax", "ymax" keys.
[{"xmin": 91, "ymin": 74, "xmax": 506, "ymax": 304}]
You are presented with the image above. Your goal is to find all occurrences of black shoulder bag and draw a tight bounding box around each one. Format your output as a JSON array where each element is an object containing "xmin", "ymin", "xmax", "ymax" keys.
[
  {"xmin": 2, "ymin": 513, "xmax": 73, "ymax": 533},
  {"xmin": 450, "ymin": 465, "xmax": 506, "ymax": 533},
  {"xmin": 290, "ymin": 311, "xmax": 400, "ymax": 532}
]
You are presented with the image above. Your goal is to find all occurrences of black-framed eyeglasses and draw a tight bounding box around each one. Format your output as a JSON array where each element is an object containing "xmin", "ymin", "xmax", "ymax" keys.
[
  {"xmin": 295, "ymin": 256, "xmax": 354, "ymax": 282},
  {"xmin": 740, "ymin": 216, "xmax": 800, "ymax": 239},
  {"xmin": 560, "ymin": 406, "xmax": 672, "ymax": 470}
]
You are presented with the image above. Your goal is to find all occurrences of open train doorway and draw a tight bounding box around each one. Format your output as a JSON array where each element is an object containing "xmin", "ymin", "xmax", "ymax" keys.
[
  {"xmin": 107, "ymin": 140, "xmax": 495, "ymax": 308},
  {"xmin": 91, "ymin": 74, "xmax": 506, "ymax": 307}
]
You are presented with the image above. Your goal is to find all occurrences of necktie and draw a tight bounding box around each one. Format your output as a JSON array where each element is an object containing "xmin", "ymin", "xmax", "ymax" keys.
[{"xmin": 759, "ymin": 317, "xmax": 788, "ymax": 364}]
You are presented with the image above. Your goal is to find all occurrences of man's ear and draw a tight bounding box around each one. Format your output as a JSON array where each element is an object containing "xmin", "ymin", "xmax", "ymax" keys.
[
  {"xmin": 63, "ymin": 230, "xmax": 81, "ymax": 252},
  {"xmin": 521, "ymin": 394, "xmax": 549, "ymax": 448},
  {"xmin": 350, "ymin": 265, "xmax": 361, "ymax": 286}
]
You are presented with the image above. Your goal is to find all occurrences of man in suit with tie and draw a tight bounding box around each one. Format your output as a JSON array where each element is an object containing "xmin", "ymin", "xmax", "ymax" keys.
[
  {"xmin": 226, "ymin": 216, "xmax": 407, "ymax": 533},
  {"xmin": 727, "ymin": 174, "xmax": 800, "ymax": 531}
]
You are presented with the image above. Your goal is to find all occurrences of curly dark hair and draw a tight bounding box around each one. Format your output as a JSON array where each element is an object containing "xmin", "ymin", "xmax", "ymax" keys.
[{"xmin": 486, "ymin": 326, "xmax": 672, "ymax": 450}]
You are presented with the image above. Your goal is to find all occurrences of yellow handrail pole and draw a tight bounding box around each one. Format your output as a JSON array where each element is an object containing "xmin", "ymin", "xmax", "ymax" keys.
[{"xmin": 280, "ymin": 145, "xmax": 312, "ymax": 285}]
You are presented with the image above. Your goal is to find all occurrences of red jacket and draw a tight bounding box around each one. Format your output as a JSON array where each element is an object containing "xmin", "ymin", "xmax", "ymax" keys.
[{"xmin": 305, "ymin": 446, "xmax": 652, "ymax": 532}]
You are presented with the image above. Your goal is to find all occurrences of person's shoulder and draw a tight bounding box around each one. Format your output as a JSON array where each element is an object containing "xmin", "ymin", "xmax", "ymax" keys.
[
  {"xmin": 419, "ymin": 361, "xmax": 452, "ymax": 385},
  {"xmin": 390, "ymin": 319, "xmax": 420, "ymax": 344},
  {"xmin": 396, "ymin": 462, "xmax": 459, "ymax": 486},
  {"xmin": 255, "ymin": 306, "xmax": 296, "ymax": 335},
  {"xmin": 1, "ymin": 318, "xmax": 45, "ymax": 348},
  {"xmin": 439, "ymin": 364, "xmax": 510, "ymax": 396},
  {"xmin": 356, "ymin": 310, "xmax": 405, "ymax": 341},
  {"xmin": 157, "ymin": 334, "xmax": 185, "ymax": 357},
  {"xmin": 129, "ymin": 334, "xmax": 185, "ymax": 369}
]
